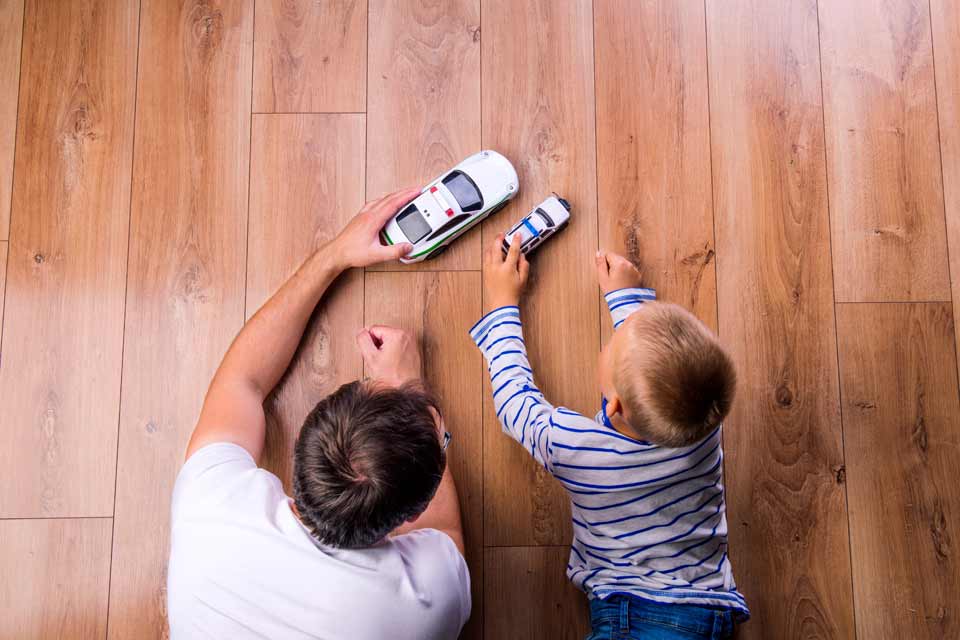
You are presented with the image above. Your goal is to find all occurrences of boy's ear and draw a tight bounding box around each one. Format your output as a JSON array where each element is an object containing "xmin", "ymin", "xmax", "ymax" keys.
[{"xmin": 605, "ymin": 394, "xmax": 622, "ymax": 418}]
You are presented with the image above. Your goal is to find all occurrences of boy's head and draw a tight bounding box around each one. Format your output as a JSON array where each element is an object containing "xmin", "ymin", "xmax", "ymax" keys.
[
  {"xmin": 292, "ymin": 380, "xmax": 445, "ymax": 549},
  {"xmin": 598, "ymin": 302, "xmax": 736, "ymax": 447}
]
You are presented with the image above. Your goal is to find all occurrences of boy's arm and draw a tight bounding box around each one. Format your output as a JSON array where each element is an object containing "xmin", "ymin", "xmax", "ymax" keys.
[
  {"xmin": 476, "ymin": 233, "xmax": 555, "ymax": 468},
  {"xmin": 605, "ymin": 287, "xmax": 656, "ymax": 329},
  {"xmin": 470, "ymin": 305, "xmax": 555, "ymax": 467},
  {"xmin": 596, "ymin": 251, "xmax": 655, "ymax": 329}
]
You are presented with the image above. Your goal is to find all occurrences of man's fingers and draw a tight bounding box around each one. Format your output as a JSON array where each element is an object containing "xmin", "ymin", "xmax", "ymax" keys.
[
  {"xmin": 505, "ymin": 233, "xmax": 522, "ymax": 267},
  {"xmin": 372, "ymin": 187, "xmax": 421, "ymax": 225},
  {"xmin": 355, "ymin": 329, "xmax": 380, "ymax": 358},
  {"xmin": 386, "ymin": 242, "xmax": 413, "ymax": 261}
]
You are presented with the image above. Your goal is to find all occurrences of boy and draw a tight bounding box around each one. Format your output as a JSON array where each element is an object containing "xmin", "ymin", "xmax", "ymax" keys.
[{"xmin": 471, "ymin": 234, "xmax": 748, "ymax": 639}]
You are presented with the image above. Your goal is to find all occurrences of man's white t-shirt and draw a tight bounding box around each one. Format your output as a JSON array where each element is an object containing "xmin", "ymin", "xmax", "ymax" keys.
[{"xmin": 167, "ymin": 443, "xmax": 471, "ymax": 639}]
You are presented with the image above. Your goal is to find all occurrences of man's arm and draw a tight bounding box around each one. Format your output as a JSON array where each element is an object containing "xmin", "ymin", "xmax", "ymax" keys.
[{"xmin": 185, "ymin": 188, "xmax": 419, "ymax": 462}]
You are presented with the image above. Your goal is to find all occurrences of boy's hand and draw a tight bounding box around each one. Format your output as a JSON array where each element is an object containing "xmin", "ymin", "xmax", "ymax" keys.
[
  {"xmin": 356, "ymin": 325, "xmax": 422, "ymax": 388},
  {"xmin": 596, "ymin": 251, "xmax": 644, "ymax": 294},
  {"xmin": 484, "ymin": 233, "xmax": 529, "ymax": 311}
]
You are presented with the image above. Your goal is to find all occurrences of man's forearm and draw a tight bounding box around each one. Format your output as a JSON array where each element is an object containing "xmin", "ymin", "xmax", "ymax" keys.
[{"xmin": 213, "ymin": 247, "xmax": 344, "ymax": 398}]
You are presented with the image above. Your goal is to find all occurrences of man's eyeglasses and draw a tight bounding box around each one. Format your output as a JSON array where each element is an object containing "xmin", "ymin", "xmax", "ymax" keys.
[{"xmin": 441, "ymin": 430, "xmax": 452, "ymax": 451}]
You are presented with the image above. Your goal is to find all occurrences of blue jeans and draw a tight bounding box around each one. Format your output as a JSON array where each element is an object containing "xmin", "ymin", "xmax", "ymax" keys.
[{"xmin": 587, "ymin": 594, "xmax": 735, "ymax": 640}]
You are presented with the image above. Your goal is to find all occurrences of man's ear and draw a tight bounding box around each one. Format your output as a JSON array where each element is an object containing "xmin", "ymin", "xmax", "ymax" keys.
[
  {"xmin": 406, "ymin": 513, "xmax": 421, "ymax": 524},
  {"xmin": 605, "ymin": 394, "xmax": 622, "ymax": 418}
]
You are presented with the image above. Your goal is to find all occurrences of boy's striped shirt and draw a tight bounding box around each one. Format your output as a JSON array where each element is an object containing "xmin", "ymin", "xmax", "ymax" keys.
[{"xmin": 469, "ymin": 288, "xmax": 749, "ymax": 619}]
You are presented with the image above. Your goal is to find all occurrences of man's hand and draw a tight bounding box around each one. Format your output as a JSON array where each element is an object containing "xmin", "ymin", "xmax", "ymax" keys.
[
  {"xmin": 595, "ymin": 250, "xmax": 643, "ymax": 294},
  {"xmin": 325, "ymin": 187, "xmax": 420, "ymax": 269},
  {"xmin": 356, "ymin": 325, "xmax": 422, "ymax": 388},
  {"xmin": 484, "ymin": 233, "xmax": 529, "ymax": 311}
]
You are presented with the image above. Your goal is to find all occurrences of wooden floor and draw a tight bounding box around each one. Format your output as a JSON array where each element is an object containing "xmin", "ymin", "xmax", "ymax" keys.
[{"xmin": 1, "ymin": 1, "xmax": 958, "ymax": 638}]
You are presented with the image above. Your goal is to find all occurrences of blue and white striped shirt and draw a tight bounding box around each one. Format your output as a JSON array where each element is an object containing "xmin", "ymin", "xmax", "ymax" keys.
[{"xmin": 469, "ymin": 288, "xmax": 749, "ymax": 619}]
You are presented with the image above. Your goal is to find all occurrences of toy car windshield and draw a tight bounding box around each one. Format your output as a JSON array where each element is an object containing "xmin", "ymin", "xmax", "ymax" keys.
[
  {"xmin": 396, "ymin": 204, "xmax": 432, "ymax": 244},
  {"xmin": 442, "ymin": 171, "xmax": 483, "ymax": 212}
]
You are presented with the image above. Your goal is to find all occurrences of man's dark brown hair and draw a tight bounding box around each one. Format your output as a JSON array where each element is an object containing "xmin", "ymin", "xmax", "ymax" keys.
[
  {"xmin": 615, "ymin": 303, "xmax": 736, "ymax": 448},
  {"xmin": 293, "ymin": 380, "xmax": 445, "ymax": 549}
]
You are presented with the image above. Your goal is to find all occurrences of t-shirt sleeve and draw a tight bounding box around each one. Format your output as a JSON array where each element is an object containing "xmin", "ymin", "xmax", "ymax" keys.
[
  {"xmin": 393, "ymin": 529, "xmax": 472, "ymax": 631},
  {"xmin": 171, "ymin": 442, "xmax": 259, "ymax": 521}
]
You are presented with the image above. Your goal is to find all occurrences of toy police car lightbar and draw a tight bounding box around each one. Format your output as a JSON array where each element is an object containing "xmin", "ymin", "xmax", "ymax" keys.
[
  {"xmin": 380, "ymin": 150, "xmax": 519, "ymax": 263},
  {"xmin": 501, "ymin": 195, "xmax": 571, "ymax": 255}
]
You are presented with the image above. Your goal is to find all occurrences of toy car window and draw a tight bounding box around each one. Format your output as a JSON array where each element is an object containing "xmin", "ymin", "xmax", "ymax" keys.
[
  {"xmin": 396, "ymin": 204, "xmax": 432, "ymax": 244},
  {"xmin": 428, "ymin": 214, "xmax": 470, "ymax": 241},
  {"xmin": 442, "ymin": 171, "xmax": 483, "ymax": 212},
  {"xmin": 533, "ymin": 207, "xmax": 555, "ymax": 227}
]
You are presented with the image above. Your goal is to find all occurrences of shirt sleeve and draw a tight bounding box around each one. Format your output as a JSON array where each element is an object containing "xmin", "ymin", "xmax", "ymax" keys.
[
  {"xmin": 393, "ymin": 529, "xmax": 472, "ymax": 632},
  {"xmin": 469, "ymin": 306, "xmax": 555, "ymax": 468},
  {"xmin": 604, "ymin": 287, "xmax": 657, "ymax": 329},
  {"xmin": 171, "ymin": 442, "xmax": 259, "ymax": 521}
]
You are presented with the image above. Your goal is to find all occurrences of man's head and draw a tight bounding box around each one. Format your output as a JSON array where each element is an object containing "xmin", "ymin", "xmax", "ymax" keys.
[
  {"xmin": 598, "ymin": 302, "xmax": 736, "ymax": 447},
  {"xmin": 292, "ymin": 380, "xmax": 445, "ymax": 548}
]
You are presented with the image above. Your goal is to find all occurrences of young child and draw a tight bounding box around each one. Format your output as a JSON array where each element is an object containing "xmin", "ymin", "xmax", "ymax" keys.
[{"xmin": 471, "ymin": 234, "xmax": 749, "ymax": 638}]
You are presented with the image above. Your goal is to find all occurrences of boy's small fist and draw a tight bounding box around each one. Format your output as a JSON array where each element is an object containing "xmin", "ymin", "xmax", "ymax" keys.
[
  {"xmin": 484, "ymin": 233, "xmax": 529, "ymax": 311},
  {"xmin": 596, "ymin": 251, "xmax": 643, "ymax": 294}
]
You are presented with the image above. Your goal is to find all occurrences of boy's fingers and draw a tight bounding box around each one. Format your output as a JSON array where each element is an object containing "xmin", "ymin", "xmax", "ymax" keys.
[
  {"xmin": 519, "ymin": 254, "xmax": 530, "ymax": 282},
  {"xmin": 488, "ymin": 233, "xmax": 505, "ymax": 264},
  {"xmin": 505, "ymin": 233, "xmax": 522, "ymax": 267},
  {"xmin": 595, "ymin": 250, "xmax": 609, "ymax": 274}
]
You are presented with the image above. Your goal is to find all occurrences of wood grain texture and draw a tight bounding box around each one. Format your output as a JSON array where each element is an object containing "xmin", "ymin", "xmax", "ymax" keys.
[
  {"xmin": 366, "ymin": 0, "xmax": 481, "ymax": 271},
  {"xmin": 836, "ymin": 303, "xmax": 960, "ymax": 639},
  {"xmin": 248, "ymin": 113, "xmax": 365, "ymax": 488},
  {"xmin": 705, "ymin": 0, "xmax": 855, "ymax": 636},
  {"xmin": 930, "ymin": 0, "xmax": 960, "ymax": 386},
  {"xmin": 0, "ymin": 518, "xmax": 112, "ymax": 639},
  {"xmin": 0, "ymin": 0, "xmax": 137, "ymax": 517},
  {"xmin": 253, "ymin": 0, "xmax": 366, "ymax": 113},
  {"xmin": 480, "ymin": 0, "xmax": 598, "ymax": 546},
  {"xmin": 819, "ymin": 0, "xmax": 950, "ymax": 302},
  {"xmin": 107, "ymin": 1, "xmax": 252, "ymax": 637},
  {"xmin": 483, "ymin": 546, "xmax": 589, "ymax": 639},
  {"xmin": 0, "ymin": 0, "xmax": 23, "ymax": 239},
  {"xmin": 364, "ymin": 271, "xmax": 483, "ymax": 639},
  {"xmin": 594, "ymin": 0, "xmax": 717, "ymax": 338}
]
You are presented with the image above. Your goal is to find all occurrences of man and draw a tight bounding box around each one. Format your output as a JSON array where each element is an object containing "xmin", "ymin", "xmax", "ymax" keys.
[{"xmin": 167, "ymin": 188, "xmax": 471, "ymax": 639}]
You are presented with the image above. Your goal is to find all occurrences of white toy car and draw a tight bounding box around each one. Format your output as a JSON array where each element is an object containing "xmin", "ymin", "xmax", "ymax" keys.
[
  {"xmin": 380, "ymin": 150, "xmax": 519, "ymax": 263},
  {"xmin": 501, "ymin": 194, "xmax": 571, "ymax": 255}
]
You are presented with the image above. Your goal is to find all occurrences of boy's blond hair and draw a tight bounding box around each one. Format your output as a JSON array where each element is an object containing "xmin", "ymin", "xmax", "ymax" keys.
[{"xmin": 614, "ymin": 303, "xmax": 736, "ymax": 447}]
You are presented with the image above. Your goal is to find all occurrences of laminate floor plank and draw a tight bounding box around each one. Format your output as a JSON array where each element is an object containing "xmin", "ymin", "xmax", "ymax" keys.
[
  {"xmin": 0, "ymin": 0, "xmax": 138, "ymax": 518},
  {"xmin": 364, "ymin": 271, "xmax": 483, "ymax": 640},
  {"xmin": 819, "ymin": 0, "xmax": 951, "ymax": 302},
  {"xmin": 253, "ymin": 0, "xmax": 366, "ymax": 113},
  {"xmin": 0, "ymin": 0, "xmax": 23, "ymax": 240},
  {"xmin": 0, "ymin": 240, "xmax": 7, "ymax": 348},
  {"xmin": 0, "ymin": 518, "xmax": 112, "ymax": 639},
  {"xmin": 930, "ymin": 0, "xmax": 960, "ymax": 384},
  {"xmin": 365, "ymin": 0, "xmax": 481, "ymax": 272},
  {"xmin": 705, "ymin": 1, "xmax": 856, "ymax": 636},
  {"xmin": 247, "ymin": 113, "xmax": 365, "ymax": 488},
  {"xmin": 480, "ymin": 0, "xmax": 599, "ymax": 548},
  {"xmin": 483, "ymin": 546, "xmax": 589, "ymax": 640},
  {"xmin": 594, "ymin": 0, "xmax": 716, "ymax": 338},
  {"xmin": 837, "ymin": 303, "xmax": 960, "ymax": 638},
  {"xmin": 107, "ymin": 2, "xmax": 253, "ymax": 637}
]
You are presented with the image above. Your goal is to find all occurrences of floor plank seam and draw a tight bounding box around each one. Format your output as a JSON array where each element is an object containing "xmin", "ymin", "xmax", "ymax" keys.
[
  {"xmin": 814, "ymin": 1, "xmax": 859, "ymax": 636},
  {"xmin": 105, "ymin": 2, "xmax": 145, "ymax": 637}
]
